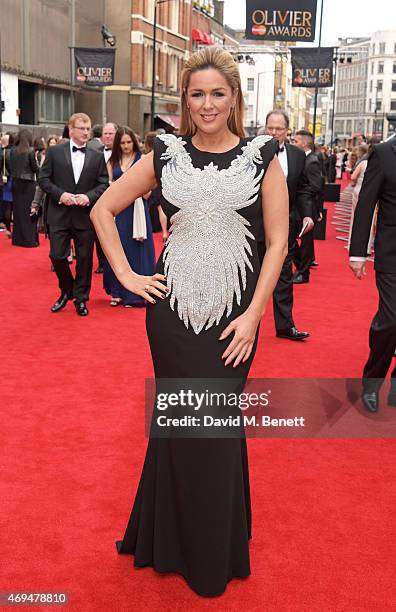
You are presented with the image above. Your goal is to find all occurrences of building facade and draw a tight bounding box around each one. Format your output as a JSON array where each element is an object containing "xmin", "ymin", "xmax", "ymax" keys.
[
  {"xmin": 129, "ymin": 0, "xmax": 191, "ymax": 137},
  {"xmin": 333, "ymin": 30, "xmax": 396, "ymax": 145},
  {"xmin": 0, "ymin": 0, "xmax": 106, "ymax": 132}
]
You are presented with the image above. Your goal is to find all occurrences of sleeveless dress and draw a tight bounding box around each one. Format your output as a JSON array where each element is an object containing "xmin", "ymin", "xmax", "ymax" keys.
[
  {"xmin": 103, "ymin": 156, "xmax": 155, "ymax": 306},
  {"xmin": 116, "ymin": 134, "xmax": 278, "ymax": 596}
]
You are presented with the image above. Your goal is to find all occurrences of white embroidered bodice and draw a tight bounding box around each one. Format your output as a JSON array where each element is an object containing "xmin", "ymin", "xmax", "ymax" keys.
[{"xmin": 158, "ymin": 134, "xmax": 273, "ymax": 334}]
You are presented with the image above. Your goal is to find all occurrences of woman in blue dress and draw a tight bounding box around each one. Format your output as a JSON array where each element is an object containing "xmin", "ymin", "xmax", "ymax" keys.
[{"xmin": 103, "ymin": 127, "xmax": 155, "ymax": 307}]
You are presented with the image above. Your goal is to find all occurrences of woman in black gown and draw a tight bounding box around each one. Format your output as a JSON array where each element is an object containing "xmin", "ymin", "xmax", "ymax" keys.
[
  {"xmin": 8, "ymin": 129, "xmax": 39, "ymax": 247},
  {"xmin": 91, "ymin": 47, "xmax": 289, "ymax": 597}
]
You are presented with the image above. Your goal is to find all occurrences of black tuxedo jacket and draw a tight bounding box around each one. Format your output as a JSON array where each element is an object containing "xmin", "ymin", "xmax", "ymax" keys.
[
  {"xmin": 350, "ymin": 137, "xmax": 396, "ymax": 272},
  {"xmin": 284, "ymin": 143, "xmax": 313, "ymax": 222},
  {"xmin": 304, "ymin": 151, "xmax": 324, "ymax": 220},
  {"xmin": 38, "ymin": 142, "xmax": 108, "ymax": 230},
  {"xmin": 258, "ymin": 143, "xmax": 313, "ymax": 244}
]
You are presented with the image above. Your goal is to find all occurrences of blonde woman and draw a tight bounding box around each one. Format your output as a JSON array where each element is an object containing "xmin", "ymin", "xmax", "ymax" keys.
[
  {"xmin": 348, "ymin": 144, "xmax": 376, "ymax": 252},
  {"xmin": 91, "ymin": 47, "xmax": 288, "ymax": 596}
]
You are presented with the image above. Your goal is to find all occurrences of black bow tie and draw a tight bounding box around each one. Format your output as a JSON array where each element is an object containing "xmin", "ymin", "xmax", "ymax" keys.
[
  {"xmin": 72, "ymin": 146, "xmax": 86, "ymax": 153},
  {"xmin": 278, "ymin": 146, "xmax": 285, "ymax": 153},
  {"xmin": 104, "ymin": 147, "xmax": 112, "ymax": 151}
]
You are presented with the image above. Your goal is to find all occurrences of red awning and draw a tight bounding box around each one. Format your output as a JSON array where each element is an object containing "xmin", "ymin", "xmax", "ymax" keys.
[
  {"xmin": 156, "ymin": 114, "xmax": 180, "ymax": 129},
  {"xmin": 192, "ymin": 28, "xmax": 205, "ymax": 43},
  {"xmin": 192, "ymin": 28, "xmax": 214, "ymax": 45}
]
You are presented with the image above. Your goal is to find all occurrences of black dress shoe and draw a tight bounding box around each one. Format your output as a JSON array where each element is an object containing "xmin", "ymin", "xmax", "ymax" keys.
[
  {"xmin": 51, "ymin": 293, "xmax": 71, "ymax": 313},
  {"xmin": 292, "ymin": 273, "xmax": 310, "ymax": 284},
  {"xmin": 362, "ymin": 391, "xmax": 379, "ymax": 413},
  {"xmin": 276, "ymin": 327, "xmax": 310, "ymax": 341},
  {"xmin": 94, "ymin": 266, "xmax": 104, "ymax": 274},
  {"xmin": 74, "ymin": 300, "xmax": 88, "ymax": 316}
]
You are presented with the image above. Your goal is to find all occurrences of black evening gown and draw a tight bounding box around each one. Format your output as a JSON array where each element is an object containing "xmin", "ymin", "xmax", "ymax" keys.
[
  {"xmin": 116, "ymin": 134, "xmax": 278, "ymax": 597},
  {"xmin": 12, "ymin": 178, "xmax": 39, "ymax": 247}
]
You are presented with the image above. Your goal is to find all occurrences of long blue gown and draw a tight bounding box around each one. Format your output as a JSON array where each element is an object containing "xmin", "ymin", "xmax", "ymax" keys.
[{"xmin": 103, "ymin": 155, "xmax": 155, "ymax": 306}]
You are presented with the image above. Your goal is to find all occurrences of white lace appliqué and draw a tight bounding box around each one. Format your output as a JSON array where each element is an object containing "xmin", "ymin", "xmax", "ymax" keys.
[{"xmin": 158, "ymin": 134, "xmax": 273, "ymax": 334}]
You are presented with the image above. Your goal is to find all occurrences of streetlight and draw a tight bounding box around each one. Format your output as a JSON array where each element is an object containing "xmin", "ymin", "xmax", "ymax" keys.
[
  {"xmin": 151, "ymin": 0, "xmax": 175, "ymax": 131},
  {"xmin": 101, "ymin": 24, "xmax": 116, "ymax": 125}
]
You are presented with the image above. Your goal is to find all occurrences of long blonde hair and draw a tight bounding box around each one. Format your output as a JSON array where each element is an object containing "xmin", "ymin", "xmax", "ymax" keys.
[{"xmin": 180, "ymin": 47, "xmax": 245, "ymax": 138}]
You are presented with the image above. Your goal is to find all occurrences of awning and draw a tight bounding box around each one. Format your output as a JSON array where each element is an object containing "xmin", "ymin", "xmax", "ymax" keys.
[
  {"xmin": 156, "ymin": 114, "xmax": 180, "ymax": 129},
  {"xmin": 192, "ymin": 28, "xmax": 214, "ymax": 45},
  {"xmin": 192, "ymin": 28, "xmax": 205, "ymax": 43},
  {"xmin": 203, "ymin": 32, "xmax": 214, "ymax": 45}
]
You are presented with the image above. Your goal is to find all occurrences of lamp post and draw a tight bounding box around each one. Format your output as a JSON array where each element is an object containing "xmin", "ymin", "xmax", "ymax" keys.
[
  {"xmin": 101, "ymin": 25, "xmax": 116, "ymax": 125},
  {"xmin": 312, "ymin": 0, "xmax": 324, "ymax": 144},
  {"xmin": 329, "ymin": 49, "xmax": 338, "ymax": 147},
  {"xmin": 151, "ymin": 0, "xmax": 175, "ymax": 131}
]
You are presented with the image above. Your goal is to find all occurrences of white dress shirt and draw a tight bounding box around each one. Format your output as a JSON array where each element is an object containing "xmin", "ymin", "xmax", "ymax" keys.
[
  {"xmin": 70, "ymin": 139, "xmax": 86, "ymax": 184},
  {"xmin": 277, "ymin": 144, "xmax": 288, "ymax": 177},
  {"xmin": 104, "ymin": 148, "xmax": 112, "ymax": 163}
]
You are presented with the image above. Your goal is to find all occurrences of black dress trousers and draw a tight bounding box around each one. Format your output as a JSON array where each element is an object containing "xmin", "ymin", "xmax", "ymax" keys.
[{"xmin": 363, "ymin": 272, "xmax": 396, "ymax": 391}]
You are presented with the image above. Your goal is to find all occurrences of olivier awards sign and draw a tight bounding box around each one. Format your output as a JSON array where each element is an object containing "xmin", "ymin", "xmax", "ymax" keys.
[
  {"xmin": 245, "ymin": 0, "xmax": 317, "ymax": 42},
  {"xmin": 74, "ymin": 48, "xmax": 116, "ymax": 86},
  {"xmin": 291, "ymin": 47, "xmax": 334, "ymax": 87}
]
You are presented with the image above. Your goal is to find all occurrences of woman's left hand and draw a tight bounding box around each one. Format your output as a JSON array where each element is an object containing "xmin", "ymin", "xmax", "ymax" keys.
[{"xmin": 219, "ymin": 309, "xmax": 260, "ymax": 368}]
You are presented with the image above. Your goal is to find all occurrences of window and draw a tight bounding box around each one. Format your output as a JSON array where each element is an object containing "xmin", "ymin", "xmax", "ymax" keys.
[
  {"xmin": 377, "ymin": 80, "xmax": 383, "ymax": 92},
  {"xmin": 247, "ymin": 78, "xmax": 255, "ymax": 92},
  {"xmin": 145, "ymin": 0, "xmax": 154, "ymax": 21},
  {"xmin": 335, "ymin": 119, "xmax": 344, "ymax": 133},
  {"xmin": 391, "ymin": 101, "xmax": 396, "ymax": 111},
  {"xmin": 371, "ymin": 62, "xmax": 374, "ymax": 75},
  {"xmin": 379, "ymin": 42, "xmax": 386, "ymax": 54},
  {"xmin": 376, "ymin": 100, "xmax": 382, "ymax": 111},
  {"xmin": 378, "ymin": 62, "xmax": 384, "ymax": 74},
  {"xmin": 394, "ymin": 43, "xmax": 396, "ymax": 53},
  {"xmin": 370, "ymin": 80, "xmax": 373, "ymax": 93},
  {"xmin": 346, "ymin": 119, "xmax": 352, "ymax": 133},
  {"xmin": 393, "ymin": 63, "xmax": 396, "ymax": 73},
  {"xmin": 170, "ymin": 1, "xmax": 179, "ymax": 32},
  {"xmin": 392, "ymin": 81, "xmax": 396, "ymax": 92},
  {"xmin": 247, "ymin": 105, "xmax": 254, "ymax": 121},
  {"xmin": 39, "ymin": 88, "xmax": 71, "ymax": 123}
]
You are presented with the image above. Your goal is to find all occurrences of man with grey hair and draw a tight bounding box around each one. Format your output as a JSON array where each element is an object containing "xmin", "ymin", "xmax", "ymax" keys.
[{"xmin": 258, "ymin": 110, "xmax": 314, "ymax": 340}]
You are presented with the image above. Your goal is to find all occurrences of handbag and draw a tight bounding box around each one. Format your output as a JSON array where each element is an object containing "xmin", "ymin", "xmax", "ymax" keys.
[{"xmin": 133, "ymin": 197, "xmax": 147, "ymax": 241}]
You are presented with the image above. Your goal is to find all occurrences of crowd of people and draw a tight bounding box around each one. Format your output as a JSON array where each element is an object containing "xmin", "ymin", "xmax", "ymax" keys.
[
  {"xmin": 0, "ymin": 120, "xmax": 171, "ymax": 314},
  {"xmin": 0, "ymin": 114, "xmax": 384, "ymax": 326}
]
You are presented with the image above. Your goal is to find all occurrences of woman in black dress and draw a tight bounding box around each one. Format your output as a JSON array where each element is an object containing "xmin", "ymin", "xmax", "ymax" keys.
[
  {"xmin": 91, "ymin": 47, "xmax": 289, "ymax": 597},
  {"xmin": 8, "ymin": 129, "xmax": 39, "ymax": 247}
]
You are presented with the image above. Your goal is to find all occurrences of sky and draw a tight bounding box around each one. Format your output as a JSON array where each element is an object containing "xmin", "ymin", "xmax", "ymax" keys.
[{"xmin": 223, "ymin": 0, "xmax": 396, "ymax": 46}]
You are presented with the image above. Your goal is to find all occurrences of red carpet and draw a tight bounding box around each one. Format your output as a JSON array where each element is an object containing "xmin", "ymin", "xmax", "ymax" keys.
[{"xmin": 1, "ymin": 187, "xmax": 395, "ymax": 611}]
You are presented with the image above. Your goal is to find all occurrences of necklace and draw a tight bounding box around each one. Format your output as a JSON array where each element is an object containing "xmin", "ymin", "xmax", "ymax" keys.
[{"xmin": 121, "ymin": 154, "xmax": 135, "ymax": 171}]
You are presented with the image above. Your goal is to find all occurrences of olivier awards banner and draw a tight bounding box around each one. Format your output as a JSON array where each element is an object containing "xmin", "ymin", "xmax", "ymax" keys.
[
  {"xmin": 74, "ymin": 48, "xmax": 116, "ymax": 86},
  {"xmin": 245, "ymin": 0, "xmax": 317, "ymax": 42},
  {"xmin": 291, "ymin": 47, "xmax": 334, "ymax": 87}
]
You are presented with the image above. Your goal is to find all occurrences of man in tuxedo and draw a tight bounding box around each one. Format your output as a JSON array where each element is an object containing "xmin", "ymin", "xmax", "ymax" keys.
[
  {"xmin": 101, "ymin": 122, "xmax": 117, "ymax": 163},
  {"xmin": 292, "ymin": 129, "xmax": 324, "ymax": 284},
  {"xmin": 349, "ymin": 136, "xmax": 396, "ymax": 413},
  {"xmin": 259, "ymin": 110, "xmax": 314, "ymax": 340},
  {"xmin": 39, "ymin": 112, "xmax": 108, "ymax": 316},
  {"xmin": 88, "ymin": 122, "xmax": 116, "ymax": 272}
]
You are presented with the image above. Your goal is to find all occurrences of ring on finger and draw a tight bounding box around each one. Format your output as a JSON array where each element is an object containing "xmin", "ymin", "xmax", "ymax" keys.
[{"xmin": 144, "ymin": 284, "xmax": 151, "ymax": 291}]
